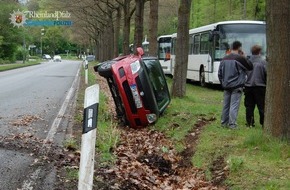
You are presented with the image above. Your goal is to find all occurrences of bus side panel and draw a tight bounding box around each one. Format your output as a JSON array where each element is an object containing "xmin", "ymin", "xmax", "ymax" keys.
[
  {"xmin": 159, "ymin": 59, "xmax": 172, "ymax": 75},
  {"xmin": 187, "ymin": 54, "xmax": 209, "ymax": 81},
  {"xmin": 208, "ymin": 61, "xmax": 221, "ymax": 84}
]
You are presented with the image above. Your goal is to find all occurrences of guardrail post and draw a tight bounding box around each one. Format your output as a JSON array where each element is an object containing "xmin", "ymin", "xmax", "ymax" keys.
[
  {"xmin": 84, "ymin": 60, "xmax": 88, "ymax": 85},
  {"xmin": 78, "ymin": 84, "xmax": 99, "ymax": 190}
]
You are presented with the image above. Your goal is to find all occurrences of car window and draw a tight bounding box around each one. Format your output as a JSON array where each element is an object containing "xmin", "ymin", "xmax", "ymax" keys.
[{"xmin": 143, "ymin": 59, "xmax": 170, "ymax": 109}]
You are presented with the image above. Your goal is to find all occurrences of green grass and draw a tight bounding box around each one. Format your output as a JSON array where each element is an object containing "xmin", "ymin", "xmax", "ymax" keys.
[
  {"xmin": 153, "ymin": 78, "xmax": 290, "ymax": 190},
  {"xmin": 0, "ymin": 61, "xmax": 41, "ymax": 72},
  {"xmin": 75, "ymin": 61, "xmax": 119, "ymax": 166}
]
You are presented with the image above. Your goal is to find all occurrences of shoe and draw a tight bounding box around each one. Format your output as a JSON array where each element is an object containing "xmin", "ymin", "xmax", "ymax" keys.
[
  {"xmin": 229, "ymin": 125, "xmax": 238, "ymax": 130},
  {"xmin": 245, "ymin": 123, "xmax": 255, "ymax": 128}
]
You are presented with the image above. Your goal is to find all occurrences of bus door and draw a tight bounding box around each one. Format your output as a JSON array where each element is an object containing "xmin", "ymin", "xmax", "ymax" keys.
[{"xmin": 200, "ymin": 33, "xmax": 211, "ymax": 83}]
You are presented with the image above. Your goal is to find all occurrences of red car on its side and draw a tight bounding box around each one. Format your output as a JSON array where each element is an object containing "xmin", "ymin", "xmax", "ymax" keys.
[{"xmin": 94, "ymin": 48, "xmax": 170, "ymax": 128}]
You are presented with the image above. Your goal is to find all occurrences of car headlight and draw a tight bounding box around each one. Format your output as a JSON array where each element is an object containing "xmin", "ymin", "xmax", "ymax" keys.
[
  {"xmin": 146, "ymin": 114, "xmax": 157, "ymax": 123},
  {"xmin": 130, "ymin": 60, "xmax": 141, "ymax": 74}
]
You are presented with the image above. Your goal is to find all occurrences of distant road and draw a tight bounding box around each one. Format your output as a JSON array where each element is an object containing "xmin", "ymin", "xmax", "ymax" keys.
[{"xmin": 0, "ymin": 60, "xmax": 81, "ymax": 190}]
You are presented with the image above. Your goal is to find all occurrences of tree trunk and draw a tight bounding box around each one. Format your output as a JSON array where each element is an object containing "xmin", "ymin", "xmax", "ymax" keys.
[
  {"xmin": 148, "ymin": 0, "xmax": 159, "ymax": 56},
  {"xmin": 264, "ymin": 0, "xmax": 290, "ymax": 140},
  {"xmin": 109, "ymin": 10, "xmax": 115, "ymax": 60},
  {"xmin": 122, "ymin": 0, "xmax": 133, "ymax": 55},
  {"xmin": 98, "ymin": 33, "xmax": 104, "ymax": 62},
  {"xmin": 114, "ymin": 7, "xmax": 121, "ymax": 57},
  {"xmin": 171, "ymin": 0, "xmax": 192, "ymax": 97},
  {"xmin": 213, "ymin": 0, "xmax": 216, "ymax": 22},
  {"xmin": 134, "ymin": 0, "xmax": 145, "ymax": 48},
  {"xmin": 243, "ymin": 0, "xmax": 247, "ymax": 19}
]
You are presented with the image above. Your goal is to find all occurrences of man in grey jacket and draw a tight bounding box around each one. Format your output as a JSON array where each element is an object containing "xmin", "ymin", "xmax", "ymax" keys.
[
  {"xmin": 244, "ymin": 45, "xmax": 267, "ymax": 127},
  {"xmin": 218, "ymin": 41, "xmax": 253, "ymax": 129}
]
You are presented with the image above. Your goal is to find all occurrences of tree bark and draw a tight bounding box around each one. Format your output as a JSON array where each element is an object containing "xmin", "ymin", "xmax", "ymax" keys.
[
  {"xmin": 106, "ymin": 8, "xmax": 114, "ymax": 60},
  {"xmin": 114, "ymin": 7, "xmax": 121, "ymax": 57},
  {"xmin": 171, "ymin": 0, "xmax": 192, "ymax": 97},
  {"xmin": 134, "ymin": 0, "xmax": 145, "ymax": 48},
  {"xmin": 121, "ymin": 0, "xmax": 134, "ymax": 55},
  {"xmin": 148, "ymin": 0, "xmax": 159, "ymax": 56},
  {"xmin": 265, "ymin": 0, "xmax": 290, "ymax": 140},
  {"xmin": 243, "ymin": 0, "xmax": 247, "ymax": 19}
]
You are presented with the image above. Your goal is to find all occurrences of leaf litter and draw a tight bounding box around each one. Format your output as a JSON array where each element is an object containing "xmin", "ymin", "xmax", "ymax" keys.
[
  {"xmin": 94, "ymin": 126, "xmax": 227, "ymax": 190},
  {"xmin": 10, "ymin": 115, "xmax": 43, "ymax": 126}
]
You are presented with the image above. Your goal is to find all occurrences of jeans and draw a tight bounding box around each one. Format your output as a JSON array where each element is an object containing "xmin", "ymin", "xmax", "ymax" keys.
[{"xmin": 221, "ymin": 87, "xmax": 243, "ymax": 128}]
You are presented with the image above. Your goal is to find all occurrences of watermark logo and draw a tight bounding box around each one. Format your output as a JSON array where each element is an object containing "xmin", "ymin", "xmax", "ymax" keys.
[
  {"xmin": 27, "ymin": 11, "xmax": 71, "ymax": 20},
  {"xmin": 10, "ymin": 10, "xmax": 26, "ymax": 27},
  {"xmin": 10, "ymin": 10, "xmax": 72, "ymax": 27}
]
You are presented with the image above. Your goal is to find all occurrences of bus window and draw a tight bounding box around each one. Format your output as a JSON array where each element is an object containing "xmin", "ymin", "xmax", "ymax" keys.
[
  {"xmin": 200, "ymin": 33, "xmax": 210, "ymax": 54},
  {"xmin": 193, "ymin": 35, "xmax": 200, "ymax": 54},
  {"xmin": 189, "ymin": 35, "xmax": 194, "ymax": 54},
  {"xmin": 157, "ymin": 37, "xmax": 171, "ymax": 60}
]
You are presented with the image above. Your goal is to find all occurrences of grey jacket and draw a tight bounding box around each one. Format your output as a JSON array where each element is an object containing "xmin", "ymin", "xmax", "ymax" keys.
[
  {"xmin": 218, "ymin": 53, "xmax": 253, "ymax": 90},
  {"xmin": 244, "ymin": 55, "xmax": 267, "ymax": 87}
]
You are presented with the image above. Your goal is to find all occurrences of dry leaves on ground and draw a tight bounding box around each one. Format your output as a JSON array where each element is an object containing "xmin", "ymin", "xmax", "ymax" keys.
[
  {"xmin": 10, "ymin": 115, "xmax": 42, "ymax": 126},
  {"xmin": 97, "ymin": 128, "xmax": 226, "ymax": 190}
]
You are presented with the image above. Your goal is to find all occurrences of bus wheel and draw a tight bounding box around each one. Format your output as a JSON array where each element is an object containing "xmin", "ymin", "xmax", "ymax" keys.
[{"xmin": 200, "ymin": 68, "xmax": 206, "ymax": 87}]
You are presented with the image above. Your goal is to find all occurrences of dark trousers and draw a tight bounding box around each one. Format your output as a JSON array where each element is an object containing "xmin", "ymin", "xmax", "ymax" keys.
[{"xmin": 244, "ymin": 86, "xmax": 266, "ymax": 126}]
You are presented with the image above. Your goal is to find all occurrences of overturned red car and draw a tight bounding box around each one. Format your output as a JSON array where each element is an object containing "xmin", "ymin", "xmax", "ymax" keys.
[{"xmin": 94, "ymin": 48, "xmax": 170, "ymax": 128}]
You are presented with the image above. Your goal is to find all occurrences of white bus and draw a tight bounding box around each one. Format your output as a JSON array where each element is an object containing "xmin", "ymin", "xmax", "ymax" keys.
[
  {"xmin": 157, "ymin": 35, "xmax": 172, "ymax": 75},
  {"xmin": 171, "ymin": 20, "xmax": 266, "ymax": 86}
]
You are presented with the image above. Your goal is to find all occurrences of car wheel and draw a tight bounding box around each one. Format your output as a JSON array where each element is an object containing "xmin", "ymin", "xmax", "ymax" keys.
[
  {"xmin": 200, "ymin": 68, "xmax": 206, "ymax": 87},
  {"xmin": 97, "ymin": 60, "xmax": 116, "ymax": 77}
]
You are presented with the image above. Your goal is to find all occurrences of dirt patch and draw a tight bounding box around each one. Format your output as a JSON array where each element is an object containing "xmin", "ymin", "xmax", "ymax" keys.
[
  {"xmin": 137, "ymin": 153, "xmax": 173, "ymax": 175},
  {"xmin": 210, "ymin": 156, "xmax": 229, "ymax": 186},
  {"xmin": 178, "ymin": 115, "xmax": 216, "ymax": 168}
]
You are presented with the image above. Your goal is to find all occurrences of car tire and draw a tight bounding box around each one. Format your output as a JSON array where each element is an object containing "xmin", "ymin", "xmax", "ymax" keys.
[{"xmin": 97, "ymin": 60, "xmax": 116, "ymax": 77}]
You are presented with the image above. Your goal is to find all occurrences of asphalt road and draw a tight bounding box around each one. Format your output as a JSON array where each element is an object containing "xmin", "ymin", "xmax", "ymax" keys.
[{"xmin": 0, "ymin": 60, "xmax": 81, "ymax": 190}]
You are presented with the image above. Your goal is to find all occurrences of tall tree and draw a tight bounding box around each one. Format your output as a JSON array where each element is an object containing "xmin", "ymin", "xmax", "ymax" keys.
[
  {"xmin": 114, "ymin": 6, "xmax": 121, "ymax": 57},
  {"xmin": 171, "ymin": 0, "xmax": 192, "ymax": 97},
  {"xmin": 134, "ymin": 0, "xmax": 145, "ymax": 48},
  {"xmin": 243, "ymin": 0, "xmax": 247, "ymax": 19},
  {"xmin": 148, "ymin": 0, "xmax": 159, "ymax": 56},
  {"xmin": 264, "ymin": 0, "xmax": 290, "ymax": 140},
  {"xmin": 0, "ymin": 1, "xmax": 22, "ymax": 61},
  {"xmin": 117, "ymin": 0, "xmax": 135, "ymax": 55}
]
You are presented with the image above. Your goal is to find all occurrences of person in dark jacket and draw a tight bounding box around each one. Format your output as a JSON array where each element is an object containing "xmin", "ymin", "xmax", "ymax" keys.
[
  {"xmin": 244, "ymin": 45, "xmax": 267, "ymax": 127},
  {"xmin": 218, "ymin": 41, "xmax": 253, "ymax": 129}
]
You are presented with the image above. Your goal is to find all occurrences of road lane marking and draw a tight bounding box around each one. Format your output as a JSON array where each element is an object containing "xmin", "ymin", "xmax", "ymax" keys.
[{"xmin": 42, "ymin": 64, "xmax": 81, "ymax": 149}]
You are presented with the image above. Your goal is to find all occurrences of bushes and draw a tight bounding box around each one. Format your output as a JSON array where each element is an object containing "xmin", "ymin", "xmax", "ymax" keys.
[{"xmin": 0, "ymin": 59, "xmax": 11, "ymax": 65}]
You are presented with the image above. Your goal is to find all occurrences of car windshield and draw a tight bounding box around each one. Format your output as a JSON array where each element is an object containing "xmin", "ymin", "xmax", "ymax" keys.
[{"xmin": 143, "ymin": 59, "xmax": 170, "ymax": 110}]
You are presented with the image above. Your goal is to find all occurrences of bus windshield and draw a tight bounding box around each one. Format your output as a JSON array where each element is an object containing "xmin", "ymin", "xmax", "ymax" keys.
[
  {"xmin": 214, "ymin": 24, "xmax": 266, "ymax": 60},
  {"xmin": 158, "ymin": 37, "xmax": 171, "ymax": 60}
]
